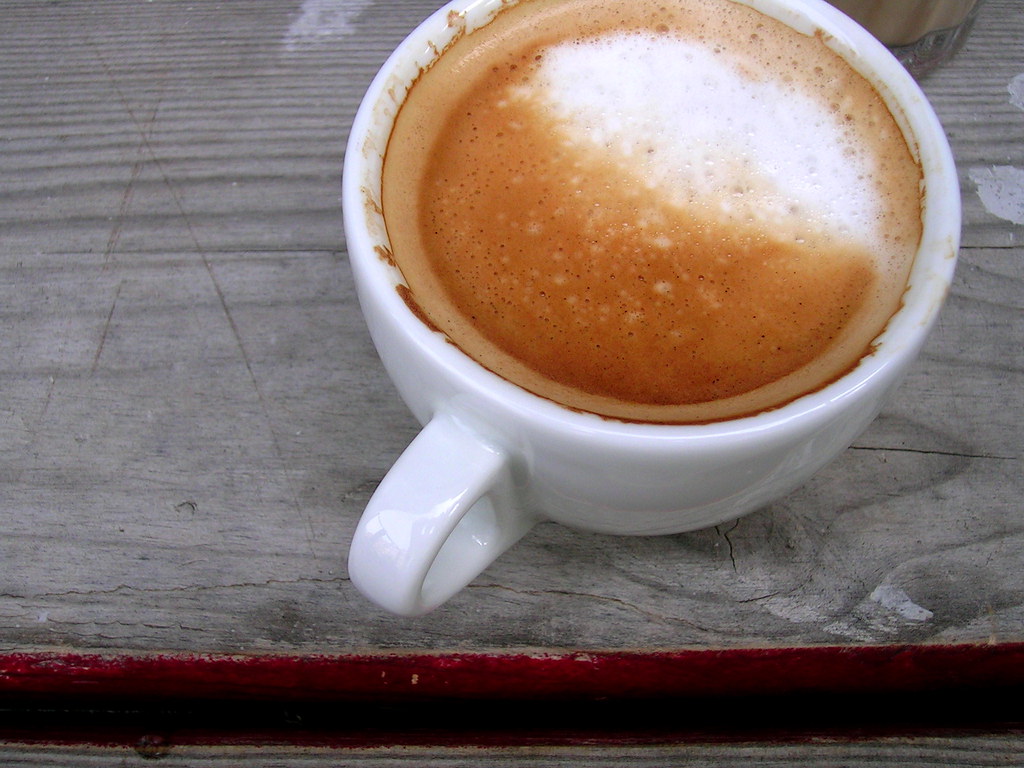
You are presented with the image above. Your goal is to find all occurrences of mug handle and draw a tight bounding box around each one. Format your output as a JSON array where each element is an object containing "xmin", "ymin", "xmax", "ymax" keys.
[{"xmin": 347, "ymin": 412, "xmax": 539, "ymax": 615}]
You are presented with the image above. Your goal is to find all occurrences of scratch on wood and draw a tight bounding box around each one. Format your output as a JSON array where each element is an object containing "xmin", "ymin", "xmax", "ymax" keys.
[
  {"xmin": 37, "ymin": 375, "xmax": 57, "ymax": 428},
  {"xmin": 13, "ymin": 576, "xmax": 347, "ymax": 602},
  {"xmin": 103, "ymin": 100, "xmax": 160, "ymax": 268},
  {"xmin": 716, "ymin": 521, "xmax": 740, "ymax": 571},
  {"xmin": 91, "ymin": 279, "xmax": 123, "ymax": 374},
  {"xmin": 850, "ymin": 445, "xmax": 1016, "ymax": 461}
]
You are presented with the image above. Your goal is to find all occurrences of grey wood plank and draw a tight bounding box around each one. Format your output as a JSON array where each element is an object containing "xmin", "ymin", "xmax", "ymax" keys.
[
  {"xmin": 2, "ymin": 737, "xmax": 1024, "ymax": 767},
  {"xmin": 0, "ymin": 0, "xmax": 1021, "ymax": 655}
]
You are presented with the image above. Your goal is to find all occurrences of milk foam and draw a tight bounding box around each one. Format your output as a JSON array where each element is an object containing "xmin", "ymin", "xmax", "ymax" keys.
[{"xmin": 520, "ymin": 33, "xmax": 883, "ymax": 255}]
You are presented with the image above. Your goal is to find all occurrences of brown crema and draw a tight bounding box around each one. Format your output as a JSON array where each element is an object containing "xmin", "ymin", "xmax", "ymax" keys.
[{"xmin": 382, "ymin": 0, "xmax": 923, "ymax": 423}]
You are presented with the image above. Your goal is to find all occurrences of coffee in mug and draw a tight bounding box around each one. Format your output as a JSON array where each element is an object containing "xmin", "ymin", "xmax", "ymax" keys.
[{"xmin": 381, "ymin": 0, "xmax": 923, "ymax": 424}]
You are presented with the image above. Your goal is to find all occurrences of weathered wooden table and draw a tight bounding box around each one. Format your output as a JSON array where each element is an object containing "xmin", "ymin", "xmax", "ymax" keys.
[{"xmin": 1, "ymin": 0, "xmax": 1021, "ymax": 763}]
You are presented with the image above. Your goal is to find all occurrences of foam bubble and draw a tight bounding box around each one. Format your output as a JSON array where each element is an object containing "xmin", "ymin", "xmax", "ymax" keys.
[{"xmin": 523, "ymin": 33, "xmax": 883, "ymax": 252}]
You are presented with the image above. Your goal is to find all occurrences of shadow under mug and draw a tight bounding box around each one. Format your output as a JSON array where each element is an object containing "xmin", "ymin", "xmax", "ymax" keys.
[{"xmin": 341, "ymin": 0, "xmax": 961, "ymax": 616}]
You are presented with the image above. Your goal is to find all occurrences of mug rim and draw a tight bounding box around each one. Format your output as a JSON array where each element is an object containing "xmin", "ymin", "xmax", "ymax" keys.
[{"xmin": 341, "ymin": 0, "xmax": 960, "ymax": 443}]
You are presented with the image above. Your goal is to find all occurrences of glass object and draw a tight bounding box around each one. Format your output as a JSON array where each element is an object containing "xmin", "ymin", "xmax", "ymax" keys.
[{"xmin": 826, "ymin": 0, "xmax": 985, "ymax": 78}]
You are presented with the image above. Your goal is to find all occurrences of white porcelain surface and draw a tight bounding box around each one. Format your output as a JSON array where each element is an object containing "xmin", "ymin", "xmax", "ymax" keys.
[{"xmin": 341, "ymin": 0, "xmax": 960, "ymax": 616}]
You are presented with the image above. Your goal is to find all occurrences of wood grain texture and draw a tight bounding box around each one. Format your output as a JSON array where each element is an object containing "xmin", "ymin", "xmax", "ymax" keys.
[
  {"xmin": 0, "ymin": 0, "xmax": 1021, "ymax": 663},
  {"xmin": 0, "ymin": 738, "xmax": 1020, "ymax": 767}
]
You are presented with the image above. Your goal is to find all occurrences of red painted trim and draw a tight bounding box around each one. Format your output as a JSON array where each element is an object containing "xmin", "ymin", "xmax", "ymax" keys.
[
  {"xmin": 0, "ymin": 644, "xmax": 1021, "ymax": 748},
  {"xmin": 1, "ymin": 642, "xmax": 1022, "ymax": 703}
]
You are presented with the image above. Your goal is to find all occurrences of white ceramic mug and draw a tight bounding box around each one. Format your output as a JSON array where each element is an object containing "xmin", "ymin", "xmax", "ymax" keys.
[{"xmin": 341, "ymin": 0, "xmax": 960, "ymax": 616}]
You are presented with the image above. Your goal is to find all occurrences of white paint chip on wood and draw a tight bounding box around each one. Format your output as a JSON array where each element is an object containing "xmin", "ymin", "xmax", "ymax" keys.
[
  {"xmin": 1008, "ymin": 72, "xmax": 1024, "ymax": 112},
  {"xmin": 870, "ymin": 585, "xmax": 934, "ymax": 622},
  {"xmin": 283, "ymin": 0, "xmax": 374, "ymax": 50},
  {"xmin": 970, "ymin": 165, "xmax": 1024, "ymax": 226},
  {"xmin": 966, "ymin": 72, "xmax": 1024, "ymax": 228}
]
